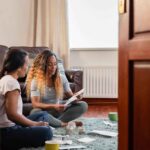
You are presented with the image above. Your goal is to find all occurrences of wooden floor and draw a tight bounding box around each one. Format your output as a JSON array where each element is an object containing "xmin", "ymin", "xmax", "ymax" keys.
[{"xmin": 83, "ymin": 104, "xmax": 118, "ymax": 118}]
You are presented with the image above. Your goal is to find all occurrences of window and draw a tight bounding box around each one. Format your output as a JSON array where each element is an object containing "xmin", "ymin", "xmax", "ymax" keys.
[{"xmin": 67, "ymin": 0, "xmax": 118, "ymax": 49}]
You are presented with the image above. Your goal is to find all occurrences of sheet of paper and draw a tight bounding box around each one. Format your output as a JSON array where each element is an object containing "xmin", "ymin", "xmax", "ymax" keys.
[
  {"xmin": 74, "ymin": 88, "xmax": 84, "ymax": 97},
  {"xmin": 88, "ymin": 130, "xmax": 118, "ymax": 137},
  {"xmin": 64, "ymin": 88, "xmax": 84, "ymax": 106},
  {"xmin": 64, "ymin": 96, "xmax": 77, "ymax": 106},
  {"xmin": 59, "ymin": 145, "xmax": 86, "ymax": 150},
  {"xmin": 77, "ymin": 137, "xmax": 95, "ymax": 143}
]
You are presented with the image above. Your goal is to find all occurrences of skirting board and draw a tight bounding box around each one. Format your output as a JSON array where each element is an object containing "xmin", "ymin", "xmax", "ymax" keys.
[{"xmin": 83, "ymin": 98, "xmax": 118, "ymax": 106}]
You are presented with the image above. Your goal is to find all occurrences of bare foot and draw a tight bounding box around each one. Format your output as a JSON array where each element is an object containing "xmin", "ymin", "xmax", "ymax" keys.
[
  {"xmin": 74, "ymin": 121, "xmax": 83, "ymax": 127},
  {"xmin": 61, "ymin": 122, "xmax": 68, "ymax": 127}
]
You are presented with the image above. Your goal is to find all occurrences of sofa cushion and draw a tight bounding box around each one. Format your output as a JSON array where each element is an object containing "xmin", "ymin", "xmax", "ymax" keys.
[{"xmin": 0, "ymin": 45, "xmax": 9, "ymax": 70}]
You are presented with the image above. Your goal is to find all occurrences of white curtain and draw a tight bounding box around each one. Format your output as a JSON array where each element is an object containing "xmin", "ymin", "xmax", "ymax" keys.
[{"xmin": 33, "ymin": 0, "xmax": 70, "ymax": 68}]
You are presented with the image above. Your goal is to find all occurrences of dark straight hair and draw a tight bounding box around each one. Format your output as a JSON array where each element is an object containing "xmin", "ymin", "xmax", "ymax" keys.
[{"xmin": 0, "ymin": 49, "xmax": 28, "ymax": 78}]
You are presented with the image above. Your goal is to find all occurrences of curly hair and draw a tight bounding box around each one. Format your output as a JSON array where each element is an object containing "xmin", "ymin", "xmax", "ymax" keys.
[{"xmin": 26, "ymin": 50, "xmax": 63, "ymax": 100}]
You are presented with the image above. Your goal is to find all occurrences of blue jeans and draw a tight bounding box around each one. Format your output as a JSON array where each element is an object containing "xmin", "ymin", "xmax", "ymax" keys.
[{"xmin": 0, "ymin": 111, "xmax": 53, "ymax": 150}]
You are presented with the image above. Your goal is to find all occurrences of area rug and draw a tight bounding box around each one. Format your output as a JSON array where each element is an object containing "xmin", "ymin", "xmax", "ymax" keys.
[{"xmin": 20, "ymin": 117, "xmax": 118, "ymax": 150}]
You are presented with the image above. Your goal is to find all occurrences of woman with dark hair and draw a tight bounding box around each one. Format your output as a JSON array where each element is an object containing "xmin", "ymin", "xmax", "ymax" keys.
[
  {"xmin": 26, "ymin": 50, "xmax": 88, "ymax": 128},
  {"xmin": 0, "ymin": 49, "xmax": 53, "ymax": 150}
]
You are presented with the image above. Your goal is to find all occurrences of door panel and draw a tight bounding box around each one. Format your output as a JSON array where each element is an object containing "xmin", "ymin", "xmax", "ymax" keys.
[
  {"xmin": 119, "ymin": 0, "xmax": 150, "ymax": 150},
  {"xmin": 134, "ymin": 0, "xmax": 150, "ymax": 33},
  {"xmin": 133, "ymin": 62, "xmax": 150, "ymax": 150}
]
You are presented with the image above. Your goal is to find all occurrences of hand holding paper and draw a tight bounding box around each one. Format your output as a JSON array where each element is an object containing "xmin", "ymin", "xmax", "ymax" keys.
[{"xmin": 64, "ymin": 89, "xmax": 85, "ymax": 107}]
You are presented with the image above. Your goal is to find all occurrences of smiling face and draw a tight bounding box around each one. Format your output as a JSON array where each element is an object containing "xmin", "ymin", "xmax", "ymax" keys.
[{"xmin": 47, "ymin": 55, "xmax": 57, "ymax": 76}]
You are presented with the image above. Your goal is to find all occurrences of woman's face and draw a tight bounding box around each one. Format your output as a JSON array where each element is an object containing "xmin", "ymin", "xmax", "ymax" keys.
[
  {"xmin": 47, "ymin": 55, "xmax": 57, "ymax": 76},
  {"xmin": 18, "ymin": 55, "xmax": 29, "ymax": 77}
]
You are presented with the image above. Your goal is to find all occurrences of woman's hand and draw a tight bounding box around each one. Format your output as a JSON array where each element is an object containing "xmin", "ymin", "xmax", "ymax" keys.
[
  {"xmin": 54, "ymin": 104, "xmax": 65, "ymax": 112},
  {"xmin": 76, "ymin": 93, "xmax": 83, "ymax": 100},
  {"xmin": 34, "ymin": 121, "xmax": 49, "ymax": 126}
]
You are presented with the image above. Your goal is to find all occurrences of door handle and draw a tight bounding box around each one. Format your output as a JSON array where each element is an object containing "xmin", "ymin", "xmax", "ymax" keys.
[{"xmin": 119, "ymin": 0, "xmax": 126, "ymax": 14}]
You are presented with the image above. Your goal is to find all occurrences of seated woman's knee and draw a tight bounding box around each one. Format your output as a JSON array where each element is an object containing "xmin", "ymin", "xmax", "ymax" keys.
[
  {"xmin": 41, "ymin": 126, "xmax": 53, "ymax": 141},
  {"xmin": 79, "ymin": 101, "xmax": 88, "ymax": 113}
]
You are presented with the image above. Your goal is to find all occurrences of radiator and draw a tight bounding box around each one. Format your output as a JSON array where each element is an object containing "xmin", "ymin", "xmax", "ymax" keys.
[{"xmin": 72, "ymin": 66, "xmax": 118, "ymax": 98}]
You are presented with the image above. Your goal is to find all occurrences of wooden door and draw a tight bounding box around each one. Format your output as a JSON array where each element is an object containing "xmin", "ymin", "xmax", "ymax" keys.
[{"xmin": 119, "ymin": 0, "xmax": 150, "ymax": 150}]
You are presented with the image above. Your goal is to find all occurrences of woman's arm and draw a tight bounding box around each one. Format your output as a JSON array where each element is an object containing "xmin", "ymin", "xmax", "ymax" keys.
[
  {"xmin": 31, "ymin": 96, "xmax": 64, "ymax": 110},
  {"xmin": 5, "ymin": 90, "xmax": 47, "ymax": 126},
  {"xmin": 64, "ymin": 90, "xmax": 74, "ymax": 98}
]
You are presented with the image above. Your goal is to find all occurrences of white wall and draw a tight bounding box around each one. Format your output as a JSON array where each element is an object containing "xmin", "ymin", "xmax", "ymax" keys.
[
  {"xmin": 0, "ymin": 0, "xmax": 34, "ymax": 46},
  {"xmin": 70, "ymin": 49, "xmax": 118, "ymax": 67}
]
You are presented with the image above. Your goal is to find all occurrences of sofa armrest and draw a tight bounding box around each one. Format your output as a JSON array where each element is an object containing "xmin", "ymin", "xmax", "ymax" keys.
[{"xmin": 65, "ymin": 69, "xmax": 83, "ymax": 93}]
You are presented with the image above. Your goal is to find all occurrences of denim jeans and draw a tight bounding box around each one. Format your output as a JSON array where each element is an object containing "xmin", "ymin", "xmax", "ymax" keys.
[{"xmin": 0, "ymin": 111, "xmax": 53, "ymax": 150}]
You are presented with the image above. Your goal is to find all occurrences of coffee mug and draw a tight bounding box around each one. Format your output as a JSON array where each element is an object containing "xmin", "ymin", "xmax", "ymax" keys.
[
  {"xmin": 45, "ymin": 140, "xmax": 60, "ymax": 150},
  {"xmin": 108, "ymin": 112, "xmax": 118, "ymax": 121}
]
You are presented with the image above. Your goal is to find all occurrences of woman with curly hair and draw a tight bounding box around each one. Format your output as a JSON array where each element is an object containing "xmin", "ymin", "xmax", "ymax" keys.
[{"xmin": 26, "ymin": 50, "xmax": 88, "ymax": 128}]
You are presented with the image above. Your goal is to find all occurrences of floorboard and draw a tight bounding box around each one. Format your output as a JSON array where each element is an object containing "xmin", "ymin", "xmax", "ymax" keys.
[{"xmin": 83, "ymin": 104, "xmax": 118, "ymax": 118}]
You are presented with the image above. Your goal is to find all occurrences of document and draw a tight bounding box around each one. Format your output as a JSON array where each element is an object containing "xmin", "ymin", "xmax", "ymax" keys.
[
  {"xmin": 60, "ymin": 145, "xmax": 86, "ymax": 149},
  {"xmin": 77, "ymin": 137, "xmax": 95, "ymax": 143},
  {"xmin": 88, "ymin": 130, "xmax": 118, "ymax": 137},
  {"xmin": 64, "ymin": 89, "xmax": 84, "ymax": 107}
]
